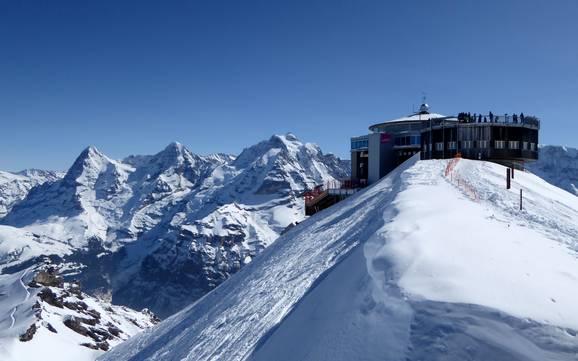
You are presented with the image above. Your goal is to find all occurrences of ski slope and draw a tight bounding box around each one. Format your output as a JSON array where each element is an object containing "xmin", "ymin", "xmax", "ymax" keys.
[{"xmin": 101, "ymin": 156, "xmax": 578, "ymax": 361}]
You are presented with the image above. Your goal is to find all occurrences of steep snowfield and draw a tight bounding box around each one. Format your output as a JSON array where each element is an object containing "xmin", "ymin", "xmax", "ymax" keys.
[
  {"xmin": 0, "ymin": 169, "xmax": 62, "ymax": 218},
  {"xmin": 101, "ymin": 156, "xmax": 578, "ymax": 361},
  {"xmin": 528, "ymin": 145, "xmax": 578, "ymax": 196},
  {"xmin": 0, "ymin": 266, "xmax": 157, "ymax": 361}
]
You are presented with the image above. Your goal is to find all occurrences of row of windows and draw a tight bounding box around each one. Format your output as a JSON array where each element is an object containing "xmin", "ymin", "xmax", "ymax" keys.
[
  {"xmin": 425, "ymin": 141, "xmax": 536, "ymax": 152},
  {"xmin": 351, "ymin": 139, "xmax": 369, "ymax": 150},
  {"xmin": 398, "ymin": 150, "xmax": 419, "ymax": 157},
  {"xmin": 394, "ymin": 135, "xmax": 421, "ymax": 147}
]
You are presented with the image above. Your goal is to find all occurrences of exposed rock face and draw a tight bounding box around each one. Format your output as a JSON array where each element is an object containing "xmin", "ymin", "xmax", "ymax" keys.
[
  {"xmin": 31, "ymin": 267, "xmax": 63, "ymax": 287},
  {"xmin": 18, "ymin": 324, "xmax": 37, "ymax": 342}
]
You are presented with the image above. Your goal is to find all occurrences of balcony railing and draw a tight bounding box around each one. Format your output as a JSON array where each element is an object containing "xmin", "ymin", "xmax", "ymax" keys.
[{"xmin": 425, "ymin": 114, "xmax": 540, "ymax": 129}]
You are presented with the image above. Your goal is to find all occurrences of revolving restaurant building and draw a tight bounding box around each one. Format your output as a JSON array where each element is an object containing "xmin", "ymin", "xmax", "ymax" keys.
[{"xmin": 350, "ymin": 103, "xmax": 539, "ymax": 185}]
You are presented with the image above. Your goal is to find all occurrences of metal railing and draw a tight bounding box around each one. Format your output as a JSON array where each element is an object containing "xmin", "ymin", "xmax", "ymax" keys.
[
  {"xmin": 454, "ymin": 113, "xmax": 540, "ymax": 128},
  {"xmin": 303, "ymin": 179, "xmax": 367, "ymax": 207}
]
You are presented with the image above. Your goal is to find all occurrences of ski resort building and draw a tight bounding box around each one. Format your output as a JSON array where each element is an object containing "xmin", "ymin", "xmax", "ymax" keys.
[
  {"xmin": 350, "ymin": 103, "xmax": 540, "ymax": 185},
  {"xmin": 304, "ymin": 102, "xmax": 540, "ymax": 216}
]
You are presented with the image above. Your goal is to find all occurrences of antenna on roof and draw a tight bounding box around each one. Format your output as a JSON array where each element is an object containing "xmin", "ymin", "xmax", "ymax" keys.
[{"xmin": 419, "ymin": 92, "xmax": 429, "ymax": 114}]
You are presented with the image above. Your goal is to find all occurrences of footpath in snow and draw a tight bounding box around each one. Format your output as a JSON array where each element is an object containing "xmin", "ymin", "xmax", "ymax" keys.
[{"xmin": 101, "ymin": 156, "xmax": 578, "ymax": 361}]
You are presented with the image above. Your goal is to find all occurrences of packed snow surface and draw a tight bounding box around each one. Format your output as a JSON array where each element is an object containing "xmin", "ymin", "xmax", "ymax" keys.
[{"xmin": 101, "ymin": 156, "xmax": 578, "ymax": 361}]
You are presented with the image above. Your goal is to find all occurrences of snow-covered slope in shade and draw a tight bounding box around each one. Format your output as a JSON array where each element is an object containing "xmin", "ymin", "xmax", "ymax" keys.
[
  {"xmin": 0, "ymin": 169, "xmax": 62, "ymax": 218},
  {"xmin": 0, "ymin": 265, "xmax": 157, "ymax": 361},
  {"xmin": 101, "ymin": 156, "xmax": 578, "ymax": 361},
  {"xmin": 528, "ymin": 145, "xmax": 578, "ymax": 196}
]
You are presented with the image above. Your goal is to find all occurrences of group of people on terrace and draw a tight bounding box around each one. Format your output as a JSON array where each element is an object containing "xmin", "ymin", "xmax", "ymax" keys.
[{"xmin": 456, "ymin": 111, "xmax": 538, "ymax": 125}]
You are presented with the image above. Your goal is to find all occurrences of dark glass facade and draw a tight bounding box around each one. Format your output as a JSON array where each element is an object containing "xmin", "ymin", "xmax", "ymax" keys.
[{"xmin": 420, "ymin": 119, "xmax": 539, "ymax": 166}]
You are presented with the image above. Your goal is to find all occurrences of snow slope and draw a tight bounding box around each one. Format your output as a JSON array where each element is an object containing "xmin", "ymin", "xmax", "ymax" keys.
[
  {"xmin": 0, "ymin": 225, "xmax": 72, "ymax": 272},
  {"xmin": 528, "ymin": 145, "xmax": 578, "ymax": 196},
  {"xmin": 101, "ymin": 156, "xmax": 578, "ymax": 361}
]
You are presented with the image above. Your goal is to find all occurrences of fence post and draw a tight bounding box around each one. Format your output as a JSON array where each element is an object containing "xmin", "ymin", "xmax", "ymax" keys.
[
  {"xmin": 506, "ymin": 168, "xmax": 511, "ymax": 189},
  {"xmin": 511, "ymin": 166, "xmax": 514, "ymax": 179},
  {"xmin": 520, "ymin": 189, "xmax": 523, "ymax": 210}
]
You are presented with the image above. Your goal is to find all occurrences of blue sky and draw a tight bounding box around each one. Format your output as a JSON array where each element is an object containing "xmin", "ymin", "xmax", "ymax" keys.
[{"xmin": 1, "ymin": 0, "xmax": 577, "ymax": 171}]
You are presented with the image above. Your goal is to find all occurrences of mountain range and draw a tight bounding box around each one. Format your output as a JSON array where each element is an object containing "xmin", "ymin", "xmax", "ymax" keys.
[
  {"xmin": 0, "ymin": 134, "xmax": 349, "ymax": 319},
  {"xmin": 0, "ymin": 140, "xmax": 576, "ymax": 360}
]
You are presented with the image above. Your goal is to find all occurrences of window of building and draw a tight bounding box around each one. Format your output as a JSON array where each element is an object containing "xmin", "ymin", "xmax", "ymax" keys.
[
  {"xmin": 351, "ymin": 139, "xmax": 368, "ymax": 150},
  {"xmin": 495, "ymin": 140, "xmax": 506, "ymax": 149},
  {"xmin": 462, "ymin": 140, "xmax": 473, "ymax": 149},
  {"xmin": 435, "ymin": 142, "xmax": 444, "ymax": 151},
  {"xmin": 447, "ymin": 141, "xmax": 457, "ymax": 150},
  {"xmin": 509, "ymin": 141, "xmax": 519, "ymax": 149},
  {"xmin": 522, "ymin": 141, "xmax": 528, "ymax": 150},
  {"xmin": 478, "ymin": 140, "xmax": 489, "ymax": 148},
  {"xmin": 530, "ymin": 143, "xmax": 536, "ymax": 151},
  {"xmin": 394, "ymin": 135, "xmax": 421, "ymax": 147}
]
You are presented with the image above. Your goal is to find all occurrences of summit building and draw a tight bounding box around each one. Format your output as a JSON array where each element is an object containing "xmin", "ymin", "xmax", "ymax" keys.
[{"xmin": 350, "ymin": 103, "xmax": 539, "ymax": 185}]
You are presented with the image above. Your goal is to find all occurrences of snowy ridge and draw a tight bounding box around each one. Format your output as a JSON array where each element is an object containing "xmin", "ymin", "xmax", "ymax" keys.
[{"xmin": 101, "ymin": 156, "xmax": 578, "ymax": 361}]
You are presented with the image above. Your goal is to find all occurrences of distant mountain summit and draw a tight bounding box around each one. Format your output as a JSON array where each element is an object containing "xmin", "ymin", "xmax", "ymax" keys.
[
  {"xmin": 528, "ymin": 145, "xmax": 578, "ymax": 196},
  {"xmin": 0, "ymin": 169, "xmax": 63, "ymax": 218}
]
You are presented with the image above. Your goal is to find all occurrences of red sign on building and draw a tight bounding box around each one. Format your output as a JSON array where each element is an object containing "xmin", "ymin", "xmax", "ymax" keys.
[{"xmin": 380, "ymin": 133, "xmax": 391, "ymax": 143}]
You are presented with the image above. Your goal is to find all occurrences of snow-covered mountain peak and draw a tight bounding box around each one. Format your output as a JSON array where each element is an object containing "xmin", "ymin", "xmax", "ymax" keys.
[
  {"xmin": 16, "ymin": 169, "xmax": 63, "ymax": 181},
  {"xmin": 63, "ymin": 146, "xmax": 120, "ymax": 186},
  {"xmin": 267, "ymin": 132, "xmax": 307, "ymax": 156},
  {"xmin": 528, "ymin": 145, "xmax": 578, "ymax": 196},
  {"xmin": 0, "ymin": 170, "xmax": 63, "ymax": 219},
  {"xmin": 158, "ymin": 142, "xmax": 187, "ymax": 163}
]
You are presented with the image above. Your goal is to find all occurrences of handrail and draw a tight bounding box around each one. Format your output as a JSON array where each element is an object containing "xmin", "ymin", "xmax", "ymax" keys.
[
  {"xmin": 426, "ymin": 114, "xmax": 540, "ymax": 129},
  {"xmin": 303, "ymin": 178, "xmax": 367, "ymax": 207}
]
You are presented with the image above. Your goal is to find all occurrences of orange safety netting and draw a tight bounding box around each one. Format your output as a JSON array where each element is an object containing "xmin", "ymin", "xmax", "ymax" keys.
[{"xmin": 444, "ymin": 155, "xmax": 479, "ymax": 202}]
